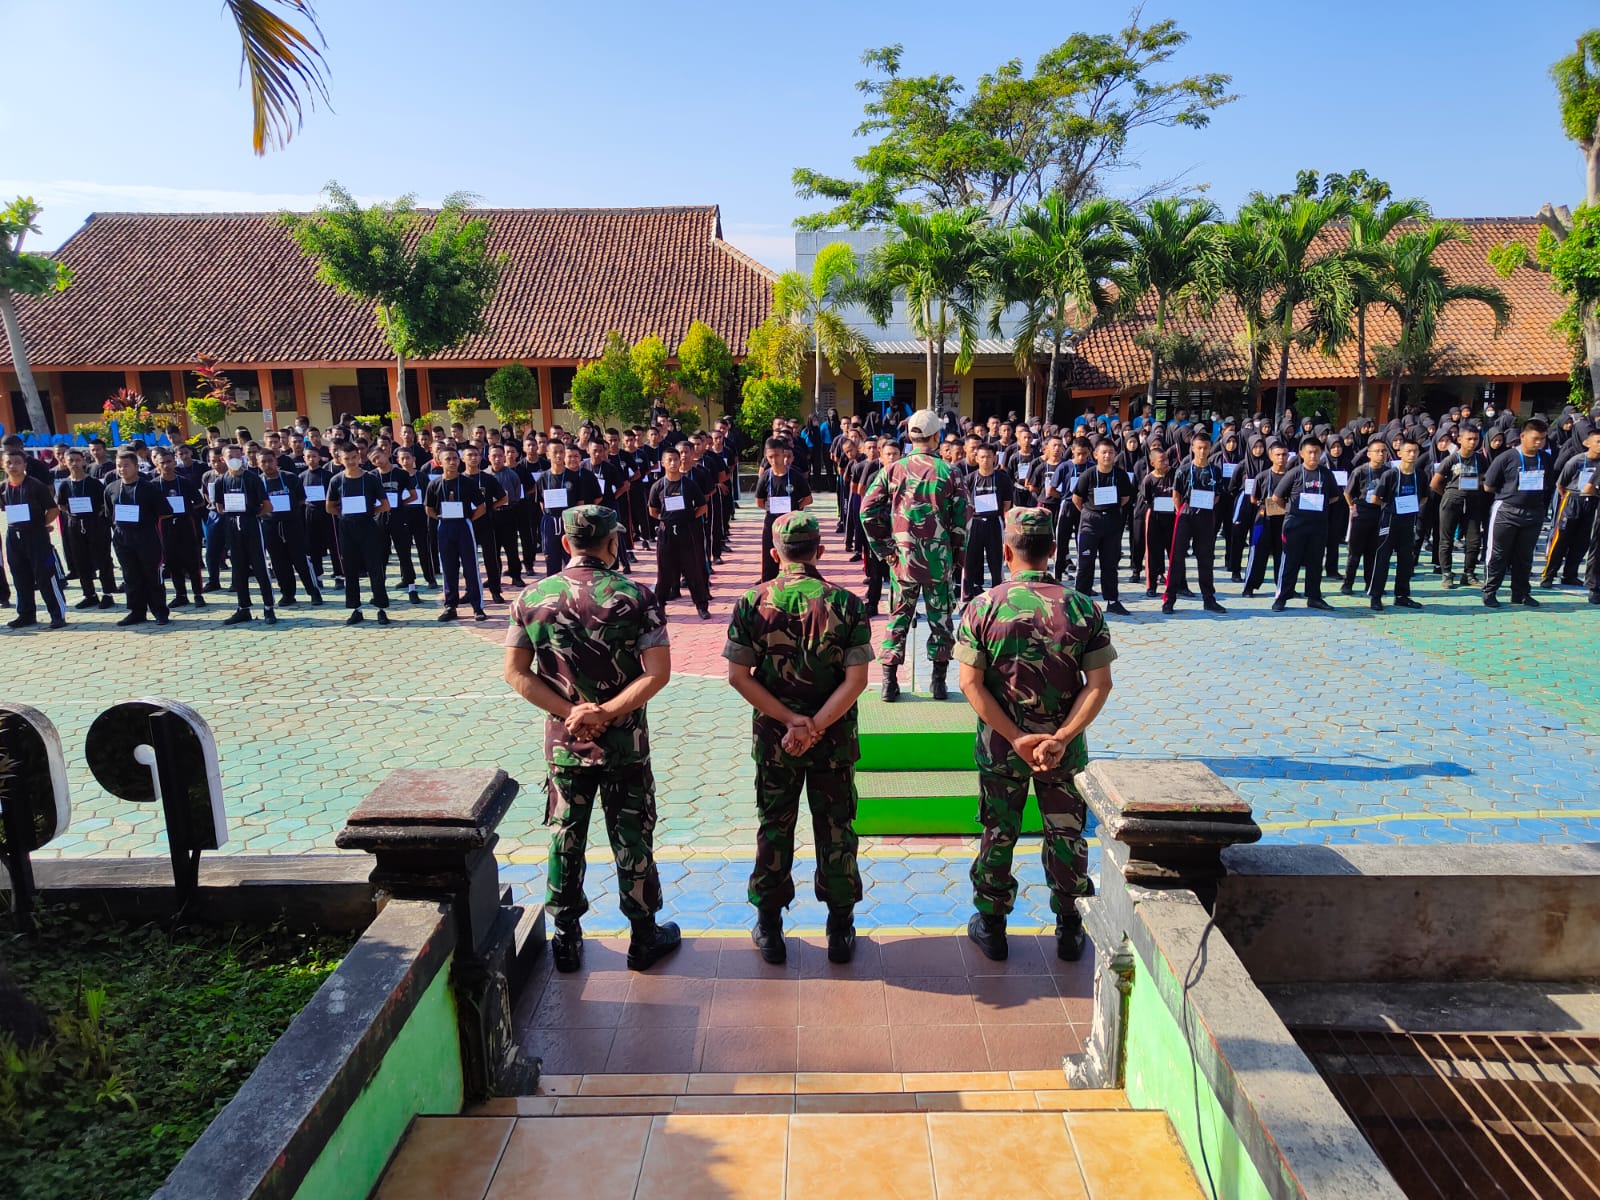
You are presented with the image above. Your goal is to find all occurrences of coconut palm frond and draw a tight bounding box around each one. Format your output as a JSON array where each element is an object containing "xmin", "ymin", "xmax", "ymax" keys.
[{"xmin": 227, "ymin": 0, "xmax": 331, "ymax": 155}]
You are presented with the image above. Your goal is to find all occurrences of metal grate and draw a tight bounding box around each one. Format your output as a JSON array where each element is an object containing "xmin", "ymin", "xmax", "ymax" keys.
[{"xmin": 1296, "ymin": 1029, "xmax": 1600, "ymax": 1200}]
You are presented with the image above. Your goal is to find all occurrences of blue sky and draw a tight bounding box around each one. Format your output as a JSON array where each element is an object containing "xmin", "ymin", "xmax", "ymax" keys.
[{"xmin": 3, "ymin": 0, "xmax": 1595, "ymax": 269}]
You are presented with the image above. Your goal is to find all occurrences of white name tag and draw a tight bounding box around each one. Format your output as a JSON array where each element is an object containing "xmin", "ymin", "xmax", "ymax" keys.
[
  {"xmin": 166, "ymin": 494, "xmax": 186, "ymax": 514},
  {"xmin": 768, "ymin": 495, "xmax": 792, "ymax": 514},
  {"xmin": 1333, "ymin": 470, "xmax": 1349, "ymax": 487},
  {"xmin": 1395, "ymin": 493, "xmax": 1419, "ymax": 515},
  {"xmin": 223, "ymin": 492, "xmax": 247, "ymax": 513},
  {"xmin": 342, "ymin": 493, "xmax": 368, "ymax": 515},
  {"xmin": 1579, "ymin": 469, "xmax": 1595, "ymax": 489},
  {"xmin": 974, "ymin": 492, "xmax": 999, "ymax": 514},
  {"xmin": 4, "ymin": 502, "xmax": 29, "ymax": 525},
  {"xmin": 269, "ymin": 493, "xmax": 291, "ymax": 513},
  {"xmin": 441, "ymin": 499, "xmax": 465, "ymax": 520},
  {"xmin": 1014, "ymin": 463, "xmax": 1030, "ymax": 479},
  {"xmin": 114, "ymin": 502, "xmax": 141, "ymax": 524},
  {"xmin": 664, "ymin": 494, "xmax": 686, "ymax": 512},
  {"xmin": 68, "ymin": 496, "xmax": 93, "ymax": 515},
  {"xmin": 1221, "ymin": 463, "xmax": 1237, "ymax": 478},
  {"xmin": 1190, "ymin": 490, "xmax": 1214, "ymax": 510},
  {"xmin": 1457, "ymin": 474, "xmax": 1477, "ymax": 490},
  {"xmin": 1093, "ymin": 484, "xmax": 1118, "ymax": 506},
  {"xmin": 1298, "ymin": 492, "xmax": 1325, "ymax": 513},
  {"xmin": 544, "ymin": 486, "xmax": 568, "ymax": 508},
  {"xmin": 304, "ymin": 484, "xmax": 327, "ymax": 502},
  {"xmin": 405, "ymin": 493, "xmax": 424, "ymax": 506},
  {"xmin": 1153, "ymin": 496, "xmax": 1175, "ymax": 513},
  {"xmin": 1518, "ymin": 469, "xmax": 1544, "ymax": 492}
]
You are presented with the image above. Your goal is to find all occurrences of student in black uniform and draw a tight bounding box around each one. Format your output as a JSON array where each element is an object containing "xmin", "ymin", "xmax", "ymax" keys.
[
  {"xmin": 488, "ymin": 445, "xmax": 529, "ymax": 594},
  {"xmin": 56, "ymin": 448, "xmax": 115, "ymax": 609},
  {"xmin": 1322, "ymin": 436, "xmax": 1352, "ymax": 580},
  {"xmin": 425, "ymin": 447, "xmax": 490, "ymax": 622},
  {"xmin": 2, "ymin": 449, "xmax": 65, "ymax": 630},
  {"xmin": 963, "ymin": 444, "xmax": 1012, "ymax": 601},
  {"xmin": 1241, "ymin": 442, "xmax": 1290, "ymax": 598},
  {"xmin": 1482, "ymin": 418, "xmax": 1555, "ymax": 608},
  {"xmin": 1431, "ymin": 425, "xmax": 1489, "ymax": 590},
  {"xmin": 646, "ymin": 446, "xmax": 711, "ymax": 618},
  {"xmin": 299, "ymin": 445, "xmax": 342, "ymax": 587},
  {"xmin": 394, "ymin": 447, "xmax": 438, "ymax": 591},
  {"xmin": 328, "ymin": 443, "xmax": 391, "ymax": 625},
  {"xmin": 1048, "ymin": 437, "xmax": 1092, "ymax": 578},
  {"xmin": 1366, "ymin": 435, "xmax": 1425, "ymax": 611},
  {"xmin": 1542, "ymin": 427, "xmax": 1600, "ymax": 588},
  {"xmin": 212, "ymin": 447, "xmax": 275, "ymax": 625},
  {"xmin": 1164, "ymin": 429, "xmax": 1226, "ymax": 613},
  {"xmin": 1225, "ymin": 435, "xmax": 1268, "ymax": 580},
  {"xmin": 1070, "ymin": 438, "xmax": 1134, "ymax": 614},
  {"xmin": 755, "ymin": 438, "xmax": 812, "ymax": 583},
  {"xmin": 151, "ymin": 447, "xmax": 206, "ymax": 608},
  {"xmin": 1268, "ymin": 437, "xmax": 1338, "ymax": 612},
  {"xmin": 258, "ymin": 451, "xmax": 323, "ymax": 607},
  {"xmin": 1342, "ymin": 440, "xmax": 1390, "ymax": 594},
  {"xmin": 104, "ymin": 451, "xmax": 171, "ymax": 626},
  {"xmin": 462, "ymin": 444, "xmax": 509, "ymax": 602},
  {"xmin": 1139, "ymin": 446, "xmax": 1177, "ymax": 599}
]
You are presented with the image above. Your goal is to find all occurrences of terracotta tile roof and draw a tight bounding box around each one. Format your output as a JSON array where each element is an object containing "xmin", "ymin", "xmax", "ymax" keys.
[
  {"xmin": 1069, "ymin": 218, "xmax": 1571, "ymax": 392},
  {"xmin": 3, "ymin": 206, "xmax": 775, "ymax": 369}
]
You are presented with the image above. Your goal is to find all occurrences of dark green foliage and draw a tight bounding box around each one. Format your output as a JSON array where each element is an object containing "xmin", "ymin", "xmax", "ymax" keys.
[{"xmin": 0, "ymin": 906, "xmax": 346, "ymax": 1200}]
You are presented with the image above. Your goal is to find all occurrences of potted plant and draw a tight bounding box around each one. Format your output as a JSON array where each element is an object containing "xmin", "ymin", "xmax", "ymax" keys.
[
  {"xmin": 103, "ymin": 389, "xmax": 155, "ymax": 437},
  {"xmin": 486, "ymin": 364, "xmax": 538, "ymax": 431},
  {"xmin": 447, "ymin": 396, "xmax": 481, "ymax": 428},
  {"xmin": 186, "ymin": 353, "xmax": 237, "ymax": 430}
]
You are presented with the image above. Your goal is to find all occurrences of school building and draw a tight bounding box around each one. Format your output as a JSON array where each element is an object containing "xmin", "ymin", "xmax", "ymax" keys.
[{"xmin": 0, "ymin": 206, "xmax": 776, "ymax": 440}]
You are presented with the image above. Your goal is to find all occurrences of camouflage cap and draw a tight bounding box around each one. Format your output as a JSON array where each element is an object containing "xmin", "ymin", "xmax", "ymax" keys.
[
  {"xmin": 773, "ymin": 510, "xmax": 821, "ymax": 546},
  {"xmin": 1005, "ymin": 507, "xmax": 1055, "ymax": 537},
  {"xmin": 563, "ymin": 504, "xmax": 618, "ymax": 540}
]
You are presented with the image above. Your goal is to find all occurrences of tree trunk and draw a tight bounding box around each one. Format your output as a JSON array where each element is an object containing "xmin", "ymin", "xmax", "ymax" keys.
[
  {"xmin": 1584, "ymin": 307, "xmax": 1599, "ymax": 402},
  {"xmin": 1356, "ymin": 305, "xmax": 1369, "ymax": 419},
  {"xmin": 1045, "ymin": 336, "xmax": 1061, "ymax": 428},
  {"xmin": 1586, "ymin": 138, "xmax": 1598, "ymax": 207},
  {"xmin": 1389, "ymin": 366, "xmax": 1404, "ymax": 420},
  {"xmin": 0, "ymin": 289, "xmax": 50, "ymax": 435},
  {"xmin": 1275, "ymin": 339, "xmax": 1291, "ymax": 426},
  {"xmin": 933, "ymin": 337, "xmax": 945, "ymax": 412},
  {"xmin": 392, "ymin": 350, "xmax": 411, "ymax": 435},
  {"xmin": 1244, "ymin": 330, "xmax": 1261, "ymax": 415},
  {"xmin": 814, "ymin": 344, "xmax": 824, "ymax": 418},
  {"xmin": 1145, "ymin": 296, "xmax": 1166, "ymax": 409},
  {"xmin": 1023, "ymin": 369, "xmax": 1034, "ymax": 422},
  {"xmin": 923, "ymin": 337, "xmax": 935, "ymax": 415}
]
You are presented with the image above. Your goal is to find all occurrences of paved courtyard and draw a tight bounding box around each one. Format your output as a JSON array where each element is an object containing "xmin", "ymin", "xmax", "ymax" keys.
[{"xmin": 16, "ymin": 495, "xmax": 1600, "ymax": 935}]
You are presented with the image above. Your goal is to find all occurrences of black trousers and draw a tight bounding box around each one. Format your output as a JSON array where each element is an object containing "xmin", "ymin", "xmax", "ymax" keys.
[
  {"xmin": 339, "ymin": 520, "xmax": 390, "ymax": 609},
  {"xmin": 64, "ymin": 518, "xmax": 115, "ymax": 599},
  {"xmin": 6, "ymin": 530, "xmax": 64, "ymax": 623},
  {"xmin": 1276, "ymin": 514, "xmax": 1328, "ymax": 604},
  {"xmin": 963, "ymin": 518, "xmax": 1003, "ymax": 601},
  {"xmin": 158, "ymin": 517, "xmax": 203, "ymax": 601},
  {"xmin": 1344, "ymin": 514, "xmax": 1381, "ymax": 590},
  {"xmin": 515, "ymin": 502, "xmax": 541, "ymax": 575},
  {"xmin": 437, "ymin": 519, "xmax": 483, "ymax": 611},
  {"xmin": 540, "ymin": 512, "xmax": 569, "ymax": 576},
  {"xmin": 1143, "ymin": 512, "xmax": 1174, "ymax": 592},
  {"xmin": 492, "ymin": 508, "xmax": 524, "ymax": 583},
  {"xmin": 1225, "ymin": 495, "xmax": 1256, "ymax": 575},
  {"xmin": 477, "ymin": 516, "xmax": 503, "ymax": 598},
  {"xmin": 113, "ymin": 531, "xmax": 168, "ymax": 619},
  {"xmin": 1439, "ymin": 492, "xmax": 1484, "ymax": 578},
  {"xmin": 222, "ymin": 519, "xmax": 274, "ymax": 611},
  {"xmin": 1127, "ymin": 508, "xmax": 1146, "ymax": 579},
  {"xmin": 1074, "ymin": 509, "xmax": 1123, "ymax": 602},
  {"xmin": 1369, "ymin": 517, "xmax": 1416, "ymax": 600},
  {"xmin": 1323, "ymin": 502, "xmax": 1349, "ymax": 576},
  {"xmin": 1053, "ymin": 505, "xmax": 1080, "ymax": 578},
  {"xmin": 1417, "ymin": 494, "xmax": 1442, "ymax": 568},
  {"xmin": 863, "ymin": 551, "xmax": 887, "ymax": 611},
  {"xmin": 1243, "ymin": 514, "xmax": 1284, "ymax": 594},
  {"xmin": 264, "ymin": 516, "xmax": 320, "ymax": 602},
  {"xmin": 1542, "ymin": 499, "xmax": 1595, "ymax": 585},
  {"xmin": 655, "ymin": 524, "xmax": 709, "ymax": 607},
  {"xmin": 1164, "ymin": 509, "xmax": 1217, "ymax": 602},
  {"xmin": 1483, "ymin": 506, "xmax": 1540, "ymax": 602},
  {"xmin": 305, "ymin": 507, "xmax": 342, "ymax": 579},
  {"xmin": 387, "ymin": 510, "xmax": 423, "ymax": 588},
  {"xmin": 761, "ymin": 515, "xmax": 780, "ymax": 582}
]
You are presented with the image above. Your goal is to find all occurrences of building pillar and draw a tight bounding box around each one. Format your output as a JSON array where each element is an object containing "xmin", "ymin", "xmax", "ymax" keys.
[
  {"xmin": 255, "ymin": 368, "xmax": 277, "ymax": 433},
  {"xmin": 415, "ymin": 365, "xmax": 432, "ymax": 420},
  {"xmin": 46, "ymin": 373, "xmax": 67, "ymax": 437},
  {"xmin": 1508, "ymin": 380, "xmax": 1524, "ymax": 415},
  {"xmin": 1376, "ymin": 381, "xmax": 1391, "ymax": 426},
  {"xmin": 290, "ymin": 369, "xmax": 308, "ymax": 420},
  {"xmin": 537, "ymin": 365, "xmax": 554, "ymax": 434},
  {"xmin": 170, "ymin": 370, "xmax": 191, "ymax": 439},
  {"xmin": 0, "ymin": 371, "xmax": 16, "ymax": 437}
]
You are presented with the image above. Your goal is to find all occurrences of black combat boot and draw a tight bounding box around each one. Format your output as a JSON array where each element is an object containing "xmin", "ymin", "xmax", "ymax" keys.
[
  {"xmin": 967, "ymin": 912, "xmax": 1008, "ymax": 961},
  {"xmin": 930, "ymin": 660, "xmax": 949, "ymax": 700},
  {"xmin": 551, "ymin": 918, "xmax": 583, "ymax": 973},
  {"xmin": 825, "ymin": 907, "xmax": 856, "ymax": 964},
  {"xmin": 752, "ymin": 908, "xmax": 786, "ymax": 964},
  {"xmin": 881, "ymin": 664, "xmax": 900, "ymax": 702},
  {"xmin": 627, "ymin": 916, "xmax": 682, "ymax": 971},
  {"xmin": 1055, "ymin": 912, "xmax": 1086, "ymax": 962}
]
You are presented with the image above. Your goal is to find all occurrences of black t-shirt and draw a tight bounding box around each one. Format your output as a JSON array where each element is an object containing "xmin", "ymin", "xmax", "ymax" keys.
[
  {"xmin": 1271, "ymin": 464, "xmax": 1340, "ymax": 518},
  {"xmin": 212, "ymin": 470, "xmax": 268, "ymax": 523},
  {"xmin": 1483, "ymin": 447, "xmax": 1555, "ymax": 523},
  {"xmin": 56, "ymin": 475, "xmax": 108, "ymax": 526},
  {"xmin": 424, "ymin": 474, "xmax": 485, "ymax": 521},
  {"xmin": 755, "ymin": 469, "xmax": 812, "ymax": 520},
  {"xmin": 966, "ymin": 470, "xmax": 1012, "ymax": 521},
  {"xmin": 1071, "ymin": 466, "xmax": 1134, "ymax": 513},
  {"xmin": 647, "ymin": 476, "xmax": 706, "ymax": 532},
  {"xmin": 103, "ymin": 477, "xmax": 165, "ymax": 541},
  {"xmin": 3, "ymin": 476, "xmax": 56, "ymax": 540},
  {"xmin": 327, "ymin": 470, "xmax": 385, "ymax": 524}
]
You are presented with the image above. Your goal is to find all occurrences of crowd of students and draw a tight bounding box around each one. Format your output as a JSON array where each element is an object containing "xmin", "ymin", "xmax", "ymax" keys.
[{"xmin": 0, "ymin": 413, "xmax": 747, "ymax": 630}]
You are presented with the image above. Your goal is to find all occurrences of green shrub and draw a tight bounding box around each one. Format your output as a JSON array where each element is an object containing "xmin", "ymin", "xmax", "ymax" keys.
[{"xmin": 486, "ymin": 363, "xmax": 539, "ymax": 427}]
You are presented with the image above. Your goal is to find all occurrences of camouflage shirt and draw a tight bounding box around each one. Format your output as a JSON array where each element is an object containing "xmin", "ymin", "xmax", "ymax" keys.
[
  {"xmin": 953, "ymin": 570, "xmax": 1117, "ymax": 774},
  {"xmin": 505, "ymin": 555, "xmax": 670, "ymax": 769},
  {"xmin": 722, "ymin": 563, "xmax": 874, "ymax": 766},
  {"xmin": 860, "ymin": 450, "xmax": 968, "ymax": 584}
]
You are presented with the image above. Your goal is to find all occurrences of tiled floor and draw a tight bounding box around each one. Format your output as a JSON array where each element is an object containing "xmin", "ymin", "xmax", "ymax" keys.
[
  {"xmin": 516, "ymin": 934, "xmax": 1095, "ymax": 1077},
  {"xmin": 374, "ymin": 1108, "xmax": 1206, "ymax": 1199}
]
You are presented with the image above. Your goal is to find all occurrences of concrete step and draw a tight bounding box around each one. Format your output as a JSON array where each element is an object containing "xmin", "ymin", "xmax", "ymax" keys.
[
  {"xmin": 854, "ymin": 769, "xmax": 1043, "ymax": 834},
  {"xmin": 375, "ymin": 1108, "xmax": 1208, "ymax": 1199},
  {"xmin": 856, "ymin": 694, "xmax": 974, "ymax": 771}
]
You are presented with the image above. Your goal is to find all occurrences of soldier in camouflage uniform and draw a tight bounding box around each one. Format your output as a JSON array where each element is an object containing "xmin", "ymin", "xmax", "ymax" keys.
[
  {"xmin": 723, "ymin": 511, "xmax": 873, "ymax": 965},
  {"xmin": 861, "ymin": 408, "xmax": 968, "ymax": 702},
  {"xmin": 954, "ymin": 507, "xmax": 1117, "ymax": 963},
  {"xmin": 503, "ymin": 504, "xmax": 682, "ymax": 973}
]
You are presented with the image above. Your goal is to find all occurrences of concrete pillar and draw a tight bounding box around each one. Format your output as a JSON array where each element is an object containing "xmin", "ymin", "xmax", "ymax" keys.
[
  {"xmin": 256, "ymin": 368, "xmax": 277, "ymax": 433},
  {"xmin": 170, "ymin": 370, "xmax": 191, "ymax": 438},
  {"xmin": 291, "ymin": 368, "xmax": 308, "ymax": 420},
  {"xmin": 537, "ymin": 365, "xmax": 554, "ymax": 434},
  {"xmin": 1508, "ymin": 380, "xmax": 1524, "ymax": 415},
  {"xmin": 415, "ymin": 365, "xmax": 432, "ymax": 420},
  {"xmin": 46, "ymin": 373, "xmax": 67, "ymax": 438},
  {"xmin": 0, "ymin": 370, "xmax": 16, "ymax": 437}
]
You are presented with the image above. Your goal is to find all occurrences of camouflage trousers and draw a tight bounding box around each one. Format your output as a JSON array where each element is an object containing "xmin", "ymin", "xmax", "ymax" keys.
[
  {"xmin": 880, "ymin": 573, "xmax": 955, "ymax": 666},
  {"xmin": 748, "ymin": 757, "xmax": 862, "ymax": 912},
  {"xmin": 970, "ymin": 766, "xmax": 1090, "ymax": 919},
  {"xmin": 544, "ymin": 762, "xmax": 663, "ymax": 925}
]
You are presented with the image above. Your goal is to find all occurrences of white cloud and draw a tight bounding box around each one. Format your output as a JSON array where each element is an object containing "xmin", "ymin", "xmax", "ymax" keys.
[{"xmin": 722, "ymin": 223, "xmax": 794, "ymax": 273}]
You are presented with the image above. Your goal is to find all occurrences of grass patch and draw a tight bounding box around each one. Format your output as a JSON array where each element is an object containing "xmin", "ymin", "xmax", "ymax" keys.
[{"xmin": 1, "ymin": 904, "xmax": 348, "ymax": 1200}]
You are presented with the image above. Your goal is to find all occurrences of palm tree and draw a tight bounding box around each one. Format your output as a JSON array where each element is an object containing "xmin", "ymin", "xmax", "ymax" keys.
[
  {"xmin": 0, "ymin": 199, "xmax": 71, "ymax": 435},
  {"xmin": 988, "ymin": 195, "xmax": 1131, "ymax": 428},
  {"xmin": 1219, "ymin": 203, "xmax": 1274, "ymax": 412},
  {"xmin": 1373, "ymin": 222, "xmax": 1511, "ymax": 412},
  {"xmin": 772, "ymin": 242, "xmax": 875, "ymax": 418},
  {"xmin": 862, "ymin": 206, "xmax": 992, "ymax": 410},
  {"xmin": 1123, "ymin": 198, "xmax": 1224, "ymax": 412},
  {"xmin": 227, "ymin": 0, "xmax": 331, "ymax": 155},
  {"xmin": 1135, "ymin": 330, "xmax": 1235, "ymax": 407},
  {"xmin": 1346, "ymin": 195, "xmax": 1430, "ymax": 417},
  {"xmin": 1254, "ymin": 192, "xmax": 1357, "ymax": 425}
]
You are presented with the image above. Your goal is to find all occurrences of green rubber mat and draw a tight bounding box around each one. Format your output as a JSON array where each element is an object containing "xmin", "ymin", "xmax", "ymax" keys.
[
  {"xmin": 857, "ymin": 695, "xmax": 975, "ymax": 771},
  {"xmin": 855, "ymin": 769, "xmax": 1042, "ymax": 835}
]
